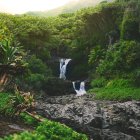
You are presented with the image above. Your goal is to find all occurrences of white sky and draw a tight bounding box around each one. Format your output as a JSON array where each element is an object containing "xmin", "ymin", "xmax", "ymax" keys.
[{"xmin": 0, "ymin": 0, "xmax": 77, "ymax": 14}]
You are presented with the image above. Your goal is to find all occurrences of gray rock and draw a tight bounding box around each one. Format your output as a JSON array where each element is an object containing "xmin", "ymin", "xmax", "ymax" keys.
[{"xmin": 35, "ymin": 95, "xmax": 139, "ymax": 140}]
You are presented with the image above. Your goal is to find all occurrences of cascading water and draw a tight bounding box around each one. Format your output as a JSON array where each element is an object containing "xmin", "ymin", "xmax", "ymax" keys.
[
  {"xmin": 72, "ymin": 81, "xmax": 86, "ymax": 96},
  {"xmin": 59, "ymin": 58, "xmax": 71, "ymax": 80},
  {"xmin": 59, "ymin": 58, "xmax": 86, "ymax": 96}
]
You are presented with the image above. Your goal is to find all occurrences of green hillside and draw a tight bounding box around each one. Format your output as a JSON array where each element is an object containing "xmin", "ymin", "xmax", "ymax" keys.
[{"xmin": 26, "ymin": 0, "xmax": 104, "ymax": 17}]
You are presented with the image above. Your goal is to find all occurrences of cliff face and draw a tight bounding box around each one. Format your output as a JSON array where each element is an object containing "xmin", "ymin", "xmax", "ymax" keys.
[{"xmin": 36, "ymin": 94, "xmax": 140, "ymax": 140}]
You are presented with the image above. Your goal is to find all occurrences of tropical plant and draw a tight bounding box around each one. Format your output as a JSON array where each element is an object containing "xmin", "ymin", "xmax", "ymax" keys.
[
  {"xmin": 12, "ymin": 90, "xmax": 35, "ymax": 115},
  {"xmin": 0, "ymin": 40, "xmax": 21, "ymax": 65}
]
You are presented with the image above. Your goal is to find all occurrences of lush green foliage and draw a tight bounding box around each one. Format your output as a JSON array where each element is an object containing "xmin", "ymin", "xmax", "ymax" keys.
[
  {"xmin": 36, "ymin": 120, "xmax": 88, "ymax": 140},
  {"xmin": 131, "ymin": 68, "xmax": 140, "ymax": 86},
  {"xmin": 17, "ymin": 55, "xmax": 52, "ymax": 91},
  {"xmin": 13, "ymin": 91, "xmax": 35, "ymax": 114},
  {"xmin": 2, "ymin": 114, "xmax": 88, "ymax": 140},
  {"xmin": 0, "ymin": 0, "xmax": 140, "ymax": 97},
  {"xmin": 87, "ymin": 0, "xmax": 140, "ymax": 97},
  {"xmin": 0, "ymin": 92, "xmax": 88, "ymax": 139},
  {"xmin": 0, "ymin": 91, "xmax": 34, "ymax": 116},
  {"xmin": 96, "ymin": 41, "xmax": 140, "ymax": 77},
  {"xmin": 0, "ymin": 1, "xmax": 140, "ymax": 139},
  {"xmin": 89, "ymin": 78, "xmax": 140, "ymax": 100},
  {"xmin": 0, "ymin": 93, "xmax": 15, "ymax": 116},
  {"xmin": 20, "ymin": 112, "xmax": 38, "ymax": 125},
  {"xmin": 1, "ymin": 131, "xmax": 46, "ymax": 140},
  {"xmin": 1, "ymin": 1, "xmax": 140, "ymax": 140},
  {"xmin": 90, "ymin": 86, "xmax": 140, "ymax": 100},
  {"xmin": 91, "ymin": 77, "xmax": 108, "ymax": 88},
  {"xmin": 0, "ymin": 25, "xmax": 25, "ymax": 66},
  {"xmin": 0, "ymin": 14, "xmax": 53, "ymax": 91}
]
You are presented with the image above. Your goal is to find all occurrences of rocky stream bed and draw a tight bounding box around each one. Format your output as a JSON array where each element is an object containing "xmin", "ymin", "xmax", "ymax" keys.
[{"xmin": 35, "ymin": 94, "xmax": 140, "ymax": 140}]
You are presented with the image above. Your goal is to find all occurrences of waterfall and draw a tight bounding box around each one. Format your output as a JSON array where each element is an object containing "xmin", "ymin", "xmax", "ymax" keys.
[
  {"xmin": 59, "ymin": 58, "xmax": 86, "ymax": 96},
  {"xmin": 59, "ymin": 58, "xmax": 71, "ymax": 80},
  {"xmin": 72, "ymin": 81, "xmax": 86, "ymax": 96}
]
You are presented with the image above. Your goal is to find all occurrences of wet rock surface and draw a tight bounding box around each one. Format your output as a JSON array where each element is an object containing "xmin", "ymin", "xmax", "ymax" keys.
[
  {"xmin": 36, "ymin": 94, "xmax": 140, "ymax": 140},
  {"xmin": 43, "ymin": 77, "xmax": 74, "ymax": 96}
]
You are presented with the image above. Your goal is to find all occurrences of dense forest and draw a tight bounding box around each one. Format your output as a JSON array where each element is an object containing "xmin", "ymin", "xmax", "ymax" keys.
[{"xmin": 0, "ymin": 0, "xmax": 140, "ymax": 139}]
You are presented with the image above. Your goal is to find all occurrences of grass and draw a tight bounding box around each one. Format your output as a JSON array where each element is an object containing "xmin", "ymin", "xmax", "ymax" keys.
[
  {"xmin": 89, "ymin": 78, "xmax": 140, "ymax": 101},
  {"xmin": 89, "ymin": 87, "xmax": 140, "ymax": 101}
]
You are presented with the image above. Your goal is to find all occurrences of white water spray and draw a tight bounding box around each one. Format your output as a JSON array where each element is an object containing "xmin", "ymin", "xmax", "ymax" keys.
[
  {"xmin": 59, "ymin": 58, "xmax": 71, "ymax": 80},
  {"xmin": 72, "ymin": 81, "xmax": 86, "ymax": 96}
]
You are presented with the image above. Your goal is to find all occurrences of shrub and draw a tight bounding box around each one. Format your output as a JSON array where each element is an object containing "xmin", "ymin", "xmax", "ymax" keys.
[
  {"xmin": 16, "ymin": 55, "xmax": 52, "ymax": 91},
  {"xmin": 91, "ymin": 77, "xmax": 107, "ymax": 88},
  {"xmin": 25, "ymin": 73, "xmax": 45, "ymax": 90},
  {"xmin": 12, "ymin": 91, "xmax": 35, "ymax": 114},
  {"xmin": 36, "ymin": 120, "xmax": 88, "ymax": 140},
  {"xmin": 131, "ymin": 68, "xmax": 140, "ymax": 87},
  {"xmin": 96, "ymin": 41, "xmax": 140, "ymax": 78},
  {"xmin": 20, "ymin": 112, "xmax": 38, "ymax": 125},
  {"xmin": 2, "ymin": 115, "xmax": 88, "ymax": 140},
  {"xmin": 2, "ymin": 131, "xmax": 46, "ymax": 140},
  {"xmin": 0, "ymin": 91, "xmax": 34, "ymax": 116},
  {"xmin": 0, "ymin": 92, "xmax": 15, "ymax": 116},
  {"xmin": 27, "ymin": 55, "xmax": 51, "ymax": 75},
  {"xmin": 106, "ymin": 79, "xmax": 132, "ymax": 88},
  {"xmin": 121, "ymin": 18, "xmax": 139, "ymax": 41},
  {"xmin": 120, "ymin": 0, "xmax": 140, "ymax": 41}
]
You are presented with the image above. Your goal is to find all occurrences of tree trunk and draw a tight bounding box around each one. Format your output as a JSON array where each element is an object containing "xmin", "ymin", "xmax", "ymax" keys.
[{"xmin": 0, "ymin": 73, "xmax": 9, "ymax": 91}]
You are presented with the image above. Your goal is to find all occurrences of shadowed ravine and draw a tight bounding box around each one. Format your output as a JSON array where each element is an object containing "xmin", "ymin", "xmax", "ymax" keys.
[{"xmin": 0, "ymin": 117, "xmax": 33, "ymax": 137}]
